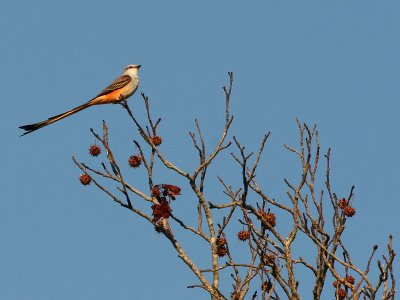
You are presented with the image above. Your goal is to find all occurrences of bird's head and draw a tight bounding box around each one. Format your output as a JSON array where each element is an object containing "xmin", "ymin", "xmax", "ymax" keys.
[{"xmin": 124, "ymin": 64, "xmax": 141, "ymax": 76}]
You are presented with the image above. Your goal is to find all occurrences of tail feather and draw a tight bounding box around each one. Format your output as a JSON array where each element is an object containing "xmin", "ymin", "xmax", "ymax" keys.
[{"xmin": 19, "ymin": 102, "xmax": 92, "ymax": 136}]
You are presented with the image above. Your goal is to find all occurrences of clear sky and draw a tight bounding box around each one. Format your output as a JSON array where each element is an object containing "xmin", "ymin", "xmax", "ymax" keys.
[{"xmin": 1, "ymin": 1, "xmax": 399, "ymax": 299}]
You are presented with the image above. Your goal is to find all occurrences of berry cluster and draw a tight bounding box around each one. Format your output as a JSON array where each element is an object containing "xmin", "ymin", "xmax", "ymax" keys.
[
  {"xmin": 217, "ymin": 237, "xmax": 228, "ymax": 257},
  {"xmin": 333, "ymin": 275, "xmax": 355, "ymax": 300},
  {"xmin": 151, "ymin": 184, "xmax": 181, "ymax": 223},
  {"xmin": 338, "ymin": 198, "xmax": 356, "ymax": 217}
]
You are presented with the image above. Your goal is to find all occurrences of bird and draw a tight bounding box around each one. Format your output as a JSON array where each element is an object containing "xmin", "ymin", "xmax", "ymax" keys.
[{"xmin": 19, "ymin": 64, "xmax": 141, "ymax": 136}]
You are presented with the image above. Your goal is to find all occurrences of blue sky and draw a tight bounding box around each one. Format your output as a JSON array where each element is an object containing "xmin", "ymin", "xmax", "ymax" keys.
[{"xmin": 1, "ymin": 1, "xmax": 399, "ymax": 299}]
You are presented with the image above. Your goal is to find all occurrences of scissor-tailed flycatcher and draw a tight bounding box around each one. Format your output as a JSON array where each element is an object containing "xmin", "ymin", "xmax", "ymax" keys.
[{"xmin": 19, "ymin": 64, "xmax": 141, "ymax": 136}]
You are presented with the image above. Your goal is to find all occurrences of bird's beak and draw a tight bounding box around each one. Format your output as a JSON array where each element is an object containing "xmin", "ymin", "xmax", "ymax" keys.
[{"xmin": 137, "ymin": 65, "xmax": 141, "ymax": 69}]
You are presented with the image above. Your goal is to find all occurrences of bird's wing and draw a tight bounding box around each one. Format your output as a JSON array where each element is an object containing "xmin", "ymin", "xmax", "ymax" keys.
[{"xmin": 94, "ymin": 75, "xmax": 132, "ymax": 98}]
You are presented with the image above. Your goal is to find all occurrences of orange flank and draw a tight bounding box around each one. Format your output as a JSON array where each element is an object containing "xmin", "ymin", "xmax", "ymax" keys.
[{"xmin": 93, "ymin": 89, "xmax": 123, "ymax": 105}]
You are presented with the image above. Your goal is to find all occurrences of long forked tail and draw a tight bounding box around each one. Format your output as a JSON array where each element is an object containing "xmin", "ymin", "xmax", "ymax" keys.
[{"xmin": 19, "ymin": 102, "xmax": 92, "ymax": 136}]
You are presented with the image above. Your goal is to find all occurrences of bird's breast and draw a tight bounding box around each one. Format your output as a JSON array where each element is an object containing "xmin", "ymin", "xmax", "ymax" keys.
[{"xmin": 125, "ymin": 77, "xmax": 139, "ymax": 98}]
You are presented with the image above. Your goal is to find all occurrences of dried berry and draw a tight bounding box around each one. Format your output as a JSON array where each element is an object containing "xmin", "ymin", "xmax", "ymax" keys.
[
  {"xmin": 217, "ymin": 246, "xmax": 227, "ymax": 257},
  {"xmin": 151, "ymin": 136, "xmax": 162, "ymax": 146},
  {"xmin": 217, "ymin": 237, "xmax": 227, "ymax": 247},
  {"xmin": 336, "ymin": 288, "xmax": 346, "ymax": 300},
  {"xmin": 128, "ymin": 155, "xmax": 142, "ymax": 168},
  {"xmin": 151, "ymin": 198, "xmax": 172, "ymax": 223},
  {"xmin": 89, "ymin": 145, "xmax": 101, "ymax": 157},
  {"xmin": 343, "ymin": 206, "xmax": 356, "ymax": 217},
  {"xmin": 237, "ymin": 230, "xmax": 250, "ymax": 241},
  {"xmin": 152, "ymin": 184, "xmax": 181, "ymax": 201},
  {"xmin": 258, "ymin": 210, "xmax": 276, "ymax": 228},
  {"xmin": 152, "ymin": 185, "xmax": 161, "ymax": 198},
  {"xmin": 79, "ymin": 174, "xmax": 92, "ymax": 186},
  {"xmin": 338, "ymin": 198, "xmax": 349, "ymax": 209},
  {"xmin": 345, "ymin": 275, "xmax": 355, "ymax": 285},
  {"xmin": 161, "ymin": 184, "xmax": 181, "ymax": 196},
  {"xmin": 215, "ymin": 237, "xmax": 228, "ymax": 257}
]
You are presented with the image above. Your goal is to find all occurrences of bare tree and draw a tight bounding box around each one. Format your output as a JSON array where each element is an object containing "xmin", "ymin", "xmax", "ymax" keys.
[{"xmin": 73, "ymin": 73, "xmax": 396, "ymax": 300}]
